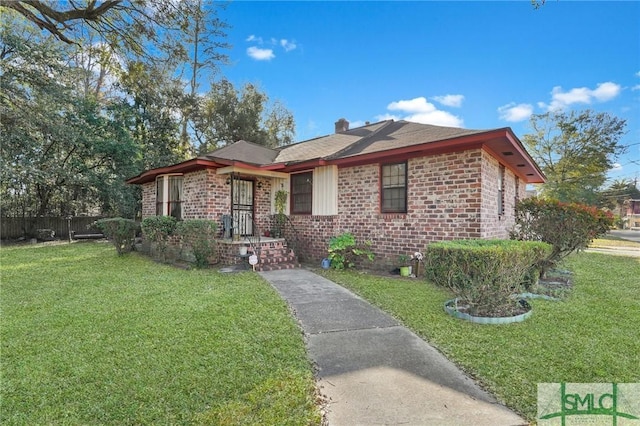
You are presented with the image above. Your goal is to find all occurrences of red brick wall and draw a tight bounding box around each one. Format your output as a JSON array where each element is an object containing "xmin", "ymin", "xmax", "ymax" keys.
[
  {"xmin": 141, "ymin": 182, "xmax": 155, "ymax": 218},
  {"xmin": 288, "ymin": 148, "xmax": 523, "ymax": 269},
  {"xmin": 181, "ymin": 170, "xmax": 229, "ymax": 221},
  {"xmin": 480, "ymin": 151, "xmax": 523, "ymax": 239},
  {"xmin": 138, "ymin": 149, "xmax": 526, "ymax": 269},
  {"xmin": 254, "ymin": 177, "xmax": 272, "ymax": 233},
  {"xmin": 140, "ymin": 170, "xmax": 273, "ymax": 238}
]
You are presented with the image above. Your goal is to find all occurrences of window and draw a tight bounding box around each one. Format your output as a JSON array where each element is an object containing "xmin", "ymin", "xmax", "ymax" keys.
[
  {"xmin": 155, "ymin": 175, "xmax": 183, "ymax": 219},
  {"xmin": 156, "ymin": 177, "xmax": 165, "ymax": 216},
  {"xmin": 498, "ymin": 164, "xmax": 505, "ymax": 216},
  {"xmin": 514, "ymin": 176, "xmax": 520, "ymax": 212},
  {"xmin": 381, "ymin": 162, "xmax": 407, "ymax": 213},
  {"xmin": 291, "ymin": 172, "xmax": 312, "ymax": 214}
]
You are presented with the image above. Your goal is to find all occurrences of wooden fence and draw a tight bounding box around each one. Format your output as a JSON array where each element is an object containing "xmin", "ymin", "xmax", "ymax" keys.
[{"xmin": 0, "ymin": 216, "xmax": 105, "ymax": 240}]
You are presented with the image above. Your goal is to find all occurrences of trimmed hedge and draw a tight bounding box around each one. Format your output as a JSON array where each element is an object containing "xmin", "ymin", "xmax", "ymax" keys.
[
  {"xmin": 510, "ymin": 197, "xmax": 613, "ymax": 276},
  {"xmin": 175, "ymin": 220, "xmax": 218, "ymax": 268},
  {"xmin": 141, "ymin": 216, "xmax": 177, "ymax": 261},
  {"xmin": 424, "ymin": 239, "xmax": 552, "ymax": 317},
  {"xmin": 95, "ymin": 218, "xmax": 140, "ymax": 255}
]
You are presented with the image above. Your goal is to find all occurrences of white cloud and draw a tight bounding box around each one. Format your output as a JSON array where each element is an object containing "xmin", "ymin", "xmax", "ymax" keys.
[
  {"xmin": 591, "ymin": 82, "xmax": 621, "ymax": 101},
  {"xmin": 636, "ymin": 71, "xmax": 640, "ymax": 77},
  {"xmin": 280, "ymin": 39, "xmax": 297, "ymax": 52},
  {"xmin": 246, "ymin": 35, "xmax": 263, "ymax": 43},
  {"xmin": 432, "ymin": 94, "xmax": 465, "ymax": 108},
  {"xmin": 497, "ymin": 103, "xmax": 534, "ymax": 122},
  {"xmin": 378, "ymin": 96, "xmax": 463, "ymax": 127},
  {"xmin": 611, "ymin": 163, "xmax": 623, "ymax": 171},
  {"xmin": 631, "ymin": 84, "xmax": 640, "ymax": 91},
  {"xmin": 247, "ymin": 46, "xmax": 274, "ymax": 61},
  {"xmin": 542, "ymin": 82, "xmax": 622, "ymax": 111}
]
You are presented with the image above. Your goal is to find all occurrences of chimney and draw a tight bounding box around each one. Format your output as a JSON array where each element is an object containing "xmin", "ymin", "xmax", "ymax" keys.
[{"xmin": 334, "ymin": 118, "xmax": 349, "ymax": 133}]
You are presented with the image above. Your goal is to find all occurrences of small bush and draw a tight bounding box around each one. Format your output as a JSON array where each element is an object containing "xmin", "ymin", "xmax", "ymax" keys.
[
  {"xmin": 327, "ymin": 232, "xmax": 374, "ymax": 269},
  {"xmin": 175, "ymin": 220, "xmax": 218, "ymax": 268},
  {"xmin": 141, "ymin": 216, "xmax": 177, "ymax": 261},
  {"xmin": 510, "ymin": 197, "xmax": 613, "ymax": 276},
  {"xmin": 424, "ymin": 239, "xmax": 552, "ymax": 316},
  {"xmin": 95, "ymin": 218, "xmax": 140, "ymax": 255}
]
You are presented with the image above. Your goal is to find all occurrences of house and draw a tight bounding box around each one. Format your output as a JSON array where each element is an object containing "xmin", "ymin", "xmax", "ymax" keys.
[
  {"xmin": 126, "ymin": 119, "xmax": 545, "ymax": 269},
  {"xmin": 627, "ymin": 199, "xmax": 640, "ymax": 229}
]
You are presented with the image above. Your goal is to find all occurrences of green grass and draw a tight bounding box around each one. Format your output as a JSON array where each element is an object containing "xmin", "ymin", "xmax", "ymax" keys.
[
  {"xmin": 319, "ymin": 253, "xmax": 640, "ymax": 421},
  {"xmin": 1, "ymin": 242, "xmax": 321, "ymax": 425}
]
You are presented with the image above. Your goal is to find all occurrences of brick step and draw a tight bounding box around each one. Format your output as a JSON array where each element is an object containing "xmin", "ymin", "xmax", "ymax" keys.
[
  {"xmin": 256, "ymin": 262, "xmax": 299, "ymax": 272},
  {"xmin": 259, "ymin": 249, "xmax": 294, "ymax": 257},
  {"xmin": 259, "ymin": 255, "xmax": 298, "ymax": 265}
]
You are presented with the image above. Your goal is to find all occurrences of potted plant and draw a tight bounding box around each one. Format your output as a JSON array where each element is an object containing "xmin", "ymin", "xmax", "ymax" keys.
[{"xmin": 398, "ymin": 254, "xmax": 412, "ymax": 277}]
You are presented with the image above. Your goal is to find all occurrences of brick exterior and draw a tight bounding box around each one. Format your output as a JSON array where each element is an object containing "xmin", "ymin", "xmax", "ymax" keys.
[
  {"xmin": 141, "ymin": 182, "xmax": 155, "ymax": 218},
  {"xmin": 181, "ymin": 170, "xmax": 229, "ymax": 221},
  {"xmin": 139, "ymin": 148, "xmax": 526, "ymax": 269},
  {"xmin": 142, "ymin": 171, "xmax": 272, "ymax": 238},
  {"xmin": 289, "ymin": 149, "xmax": 492, "ymax": 268},
  {"xmin": 480, "ymin": 151, "xmax": 522, "ymax": 239}
]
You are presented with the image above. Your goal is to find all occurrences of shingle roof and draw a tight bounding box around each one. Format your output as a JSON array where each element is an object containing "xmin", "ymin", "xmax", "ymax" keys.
[
  {"xmin": 127, "ymin": 119, "xmax": 545, "ymax": 184},
  {"xmin": 273, "ymin": 120, "xmax": 492, "ymax": 164},
  {"xmin": 332, "ymin": 120, "xmax": 490, "ymax": 159},
  {"xmin": 201, "ymin": 140, "xmax": 279, "ymax": 165},
  {"xmin": 274, "ymin": 120, "xmax": 391, "ymax": 163}
]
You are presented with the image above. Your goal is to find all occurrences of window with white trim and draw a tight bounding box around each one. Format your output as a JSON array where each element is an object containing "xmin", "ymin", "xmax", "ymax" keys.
[{"xmin": 156, "ymin": 175, "xmax": 183, "ymax": 219}]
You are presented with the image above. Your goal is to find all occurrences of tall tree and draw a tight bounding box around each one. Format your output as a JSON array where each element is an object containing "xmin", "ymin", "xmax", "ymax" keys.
[
  {"xmin": 176, "ymin": 0, "xmax": 229, "ymax": 154},
  {"xmin": 0, "ymin": 15, "xmax": 182, "ymax": 218},
  {"xmin": 2, "ymin": 0, "xmax": 186, "ymax": 61},
  {"xmin": 118, "ymin": 60, "xmax": 190, "ymax": 170},
  {"xmin": 523, "ymin": 110, "xmax": 627, "ymax": 205},
  {"xmin": 194, "ymin": 79, "xmax": 296, "ymax": 153}
]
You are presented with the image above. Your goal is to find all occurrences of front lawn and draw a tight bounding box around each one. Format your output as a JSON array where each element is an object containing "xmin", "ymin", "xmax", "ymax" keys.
[
  {"xmin": 1, "ymin": 242, "xmax": 321, "ymax": 425},
  {"xmin": 320, "ymin": 252, "xmax": 640, "ymax": 421}
]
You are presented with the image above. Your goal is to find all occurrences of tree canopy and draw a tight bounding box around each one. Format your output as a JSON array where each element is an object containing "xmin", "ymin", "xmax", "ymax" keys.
[
  {"xmin": 523, "ymin": 110, "xmax": 627, "ymax": 205},
  {"xmin": 1, "ymin": 5, "xmax": 296, "ymax": 221},
  {"xmin": 194, "ymin": 79, "xmax": 296, "ymax": 153}
]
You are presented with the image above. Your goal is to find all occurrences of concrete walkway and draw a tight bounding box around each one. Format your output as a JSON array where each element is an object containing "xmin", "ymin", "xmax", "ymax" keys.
[{"xmin": 260, "ymin": 269, "xmax": 527, "ymax": 426}]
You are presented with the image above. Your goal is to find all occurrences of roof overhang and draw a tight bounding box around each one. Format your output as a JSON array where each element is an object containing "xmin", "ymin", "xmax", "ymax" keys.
[
  {"xmin": 127, "ymin": 127, "xmax": 545, "ymax": 185},
  {"xmin": 481, "ymin": 128, "xmax": 545, "ymax": 183},
  {"xmin": 323, "ymin": 128, "xmax": 545, "ymax": 184},
  {"xmin": 216, "ymin": 165, "xmax": 289, "ymax": 179},
  {"xmin": 126, "ymin": 158, "xmax": 219, "ymax": 184}
]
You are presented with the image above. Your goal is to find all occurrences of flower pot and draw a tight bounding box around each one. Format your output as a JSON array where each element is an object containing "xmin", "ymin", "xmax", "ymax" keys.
[
  {"xmin": 400, "ymin": 266, "xmax": 411, "ymax": 277},
  {"xmin": 444, "ymin": 299, "xmax": 532, "ymax": 324},
  {"xmin": 239, "ymin": 246, "xmax": 248, "ymax": 256}
]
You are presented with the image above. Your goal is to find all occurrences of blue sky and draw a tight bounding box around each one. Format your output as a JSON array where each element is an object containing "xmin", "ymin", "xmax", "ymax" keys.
[{"xmin": 215, "ymin": 1, "xmax": 640, "ymax": 187}]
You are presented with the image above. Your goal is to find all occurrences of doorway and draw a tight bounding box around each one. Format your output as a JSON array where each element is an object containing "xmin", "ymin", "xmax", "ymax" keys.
[{"xmin": 231, "ymin": 178, "xmax": 254, "ymax": 237}]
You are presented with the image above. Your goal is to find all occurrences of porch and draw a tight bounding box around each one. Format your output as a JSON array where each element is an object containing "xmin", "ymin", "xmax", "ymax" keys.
[{"xmin": 217, "ymin": 237, "xmax": 299, "ymax": 272}]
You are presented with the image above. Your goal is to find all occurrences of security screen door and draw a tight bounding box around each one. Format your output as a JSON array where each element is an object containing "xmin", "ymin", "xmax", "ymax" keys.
[{"xmin": 232, "ymin": 178, "xmax": 254, "ymax": 236}]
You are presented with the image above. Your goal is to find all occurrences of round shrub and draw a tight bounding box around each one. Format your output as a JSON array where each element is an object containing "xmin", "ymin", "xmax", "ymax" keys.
[
  {"xmin": 424, "ymin": 239, "xmax": 552, "ymax": 317},
  {"xmin": 175, "ymin": 219, "xmax": 218, "ymax": 268},
  {"xmin": 95, "ymin": 217, "xmax": 140, "ymax": 255},
  {"xmin": 510, "ymin": 197, "xmax": 613, "ymax": 276}
]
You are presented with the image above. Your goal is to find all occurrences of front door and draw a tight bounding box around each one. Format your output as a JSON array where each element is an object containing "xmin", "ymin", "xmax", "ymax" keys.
[{"xmin": 232, "ymin": 178, "xmax": 254, "ymax": 237}]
